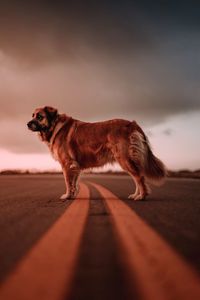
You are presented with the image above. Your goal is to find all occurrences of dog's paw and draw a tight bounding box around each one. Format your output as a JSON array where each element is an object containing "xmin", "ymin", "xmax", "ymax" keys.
[
  {"xmin": 128, "ymin": 192, "xmax": 138, "ymax": 200},
  {"xmin": 60, "ymin": 193, "xmax": 71, "ymax": 200},
  {"xmin": 128, "ymin": 194, "xmax": 145, "ymax": 201}
]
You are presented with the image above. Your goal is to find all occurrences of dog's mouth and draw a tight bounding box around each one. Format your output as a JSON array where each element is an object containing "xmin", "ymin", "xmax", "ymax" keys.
[{"xmin": 27, "ymin": 120, "xmax": 41, "ymax": 132}]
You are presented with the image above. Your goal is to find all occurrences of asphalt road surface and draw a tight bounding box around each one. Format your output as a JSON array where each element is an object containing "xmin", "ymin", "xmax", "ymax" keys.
[{"xmin": 0, "ymin": 174, "xmax": 200, "ymax": 300}]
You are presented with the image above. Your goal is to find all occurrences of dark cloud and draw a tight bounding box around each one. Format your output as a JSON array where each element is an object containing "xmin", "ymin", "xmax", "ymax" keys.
[
  {"xmin": 1, "ymin": 0, "xmax": 199, "ymax": 66},
  {"xmin": 0, "ymin": 1, "xmax": 154, "ymax": 66}
]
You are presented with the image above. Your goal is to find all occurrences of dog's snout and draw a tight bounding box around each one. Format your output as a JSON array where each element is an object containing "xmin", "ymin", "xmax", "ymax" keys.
[
  {"xmin": 27, "ymin": 121, "xmax": 33, "ymax": 128},
  {"xmin": 27, "ymin": 120, "xmax": 39, "ymax": 131}
]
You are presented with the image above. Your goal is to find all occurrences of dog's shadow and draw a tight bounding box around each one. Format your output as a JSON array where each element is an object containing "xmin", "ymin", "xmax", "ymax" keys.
[{"xmin": 41, "ymin": 197, "xmax": 73, "ymax": 208}]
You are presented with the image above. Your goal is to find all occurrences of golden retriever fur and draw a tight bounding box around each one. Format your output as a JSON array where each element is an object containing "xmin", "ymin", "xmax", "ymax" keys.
[{"xmin": 27, "ymin": 106, "xmax": 166, "ymax": 200}]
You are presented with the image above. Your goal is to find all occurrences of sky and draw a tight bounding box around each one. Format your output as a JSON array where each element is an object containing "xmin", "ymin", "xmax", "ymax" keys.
[{"xmin": 0, "ymin": 0, "xmax": 200, "ymax": 171}]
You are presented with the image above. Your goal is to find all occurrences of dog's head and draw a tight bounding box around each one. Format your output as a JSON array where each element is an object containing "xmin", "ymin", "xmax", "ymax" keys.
[{"xmin": 27, "ymin": 106, "xmax": 58, "ymax": 132}]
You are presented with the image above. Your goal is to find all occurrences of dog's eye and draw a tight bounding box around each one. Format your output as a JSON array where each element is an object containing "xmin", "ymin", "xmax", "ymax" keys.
[{"xmin": 37, "ymin": 114, "xmax": 44, "ymax": 121}]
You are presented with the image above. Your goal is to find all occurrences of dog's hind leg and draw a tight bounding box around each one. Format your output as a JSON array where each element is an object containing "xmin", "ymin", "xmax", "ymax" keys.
[
  {"xmin": 129, "ymin": 175, "xmax": 140, "ymax": 199},
  {"xmin": 115, "ymin": 154, "xmax": 150, "ymax": 200},
  {"xmin": 127, "ymin": 167, "xmax": 150, "ymax": 200},
  {"xmin": 128, "ymin": 174, "xmax": 151, "ymax": 200},
  {"xmin": 126, "ymin": 167, "xmax": 150, "ymax": 200},
  {"xmin": 126, "ymin": 130, "xmax": 151, "ymax": 200}
]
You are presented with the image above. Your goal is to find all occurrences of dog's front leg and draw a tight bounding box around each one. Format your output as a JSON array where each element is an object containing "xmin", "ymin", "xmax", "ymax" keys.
[{"xmin": 60, "ymin": 161, "xmax": 81, "ymax": 200}]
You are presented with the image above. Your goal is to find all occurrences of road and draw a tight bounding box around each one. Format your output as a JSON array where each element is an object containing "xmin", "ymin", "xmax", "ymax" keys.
[{"xmin": 0, "ymin": 174, "xmax": 200, "ymax": 300}]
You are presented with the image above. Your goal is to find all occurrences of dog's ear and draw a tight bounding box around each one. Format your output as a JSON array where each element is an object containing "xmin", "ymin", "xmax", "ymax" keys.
[{"xmin": 44, "ymin": 106, "xmax": 58, "ymax": 120}]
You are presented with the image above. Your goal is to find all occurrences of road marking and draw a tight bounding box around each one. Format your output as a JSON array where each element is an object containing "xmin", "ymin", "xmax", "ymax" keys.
[
  {"xmin": 0, "ymin": 183, "xmax": 90, "ymax": 300},
  {"xmin": 89, "ymin": 182, "xmax": 200, "ymax": 300}
]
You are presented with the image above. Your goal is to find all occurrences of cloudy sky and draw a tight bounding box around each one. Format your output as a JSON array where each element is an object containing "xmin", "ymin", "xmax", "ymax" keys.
[{"xmin": 0, "ymin": 0, "xmax": 200, "ymax": 171}]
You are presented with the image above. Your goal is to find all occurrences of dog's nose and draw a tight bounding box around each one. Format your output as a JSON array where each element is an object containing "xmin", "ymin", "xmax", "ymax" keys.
[
  {"xmin": 27, "ymin": 121, "xmax": 32, "ymax": 128},
  {"xmin": 27, "ymin": 121, "xmax": 35, "ymax": 129}
]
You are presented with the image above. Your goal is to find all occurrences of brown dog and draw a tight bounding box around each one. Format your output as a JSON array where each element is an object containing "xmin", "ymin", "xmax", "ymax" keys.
[{"xmin": 27, "ymin": 106, "xmax": 166, "ymax": 200}]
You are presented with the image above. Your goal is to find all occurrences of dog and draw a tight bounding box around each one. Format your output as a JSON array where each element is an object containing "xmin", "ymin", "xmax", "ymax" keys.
[{"xmin": 27, "ymin": 106, "xmax": 166, "ymax": 200}]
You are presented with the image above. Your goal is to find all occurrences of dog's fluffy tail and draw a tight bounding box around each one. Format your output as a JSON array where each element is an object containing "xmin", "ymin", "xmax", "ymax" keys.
[
  {"xmin": 129, "ymin": 122, "xmax": 167, "ymax": 185},
  {"xmin": 144, "ymin": 145, "xmax": 167, "ymax": 185}
]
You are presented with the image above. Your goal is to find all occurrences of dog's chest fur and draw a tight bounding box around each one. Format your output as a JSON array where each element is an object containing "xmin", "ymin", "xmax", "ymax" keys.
[{"xmin": 48, "ymin": 143, "xmax": 60, "ymax": 161}]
